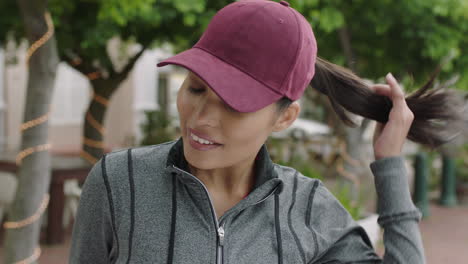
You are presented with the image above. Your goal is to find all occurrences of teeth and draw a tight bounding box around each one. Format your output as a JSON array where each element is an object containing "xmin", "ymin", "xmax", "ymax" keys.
[{"xmin": 191, "ymin": 133, "xmax": 214, "ymax": 145}]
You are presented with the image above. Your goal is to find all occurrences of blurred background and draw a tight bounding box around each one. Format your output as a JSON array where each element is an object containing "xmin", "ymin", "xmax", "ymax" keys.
[{"xmin": 0, "ymin": 0, "xmax": 467, "ymax": 263}]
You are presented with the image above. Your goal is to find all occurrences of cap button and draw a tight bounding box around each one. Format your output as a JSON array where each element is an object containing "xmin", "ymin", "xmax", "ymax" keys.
[{"xmin": 279, "ymin": 1, "xmax": 290, "ymax": 7}]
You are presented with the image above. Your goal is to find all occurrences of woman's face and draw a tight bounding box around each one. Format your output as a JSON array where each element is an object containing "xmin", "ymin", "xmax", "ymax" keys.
[{"xmin": 177, "ymin": 71, "xmax": 299, "ymax": 170}]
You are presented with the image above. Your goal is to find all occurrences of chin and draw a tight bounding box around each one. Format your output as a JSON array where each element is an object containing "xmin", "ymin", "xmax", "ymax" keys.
[{"xmin": 183, "ymin": 145, "xmax": 220, "ymax": 170}]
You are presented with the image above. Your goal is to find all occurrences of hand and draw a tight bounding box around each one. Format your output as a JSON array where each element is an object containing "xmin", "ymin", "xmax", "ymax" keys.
[{"xmin": 371, "ymin": 73, "xmax": 414, "ymax": 160}]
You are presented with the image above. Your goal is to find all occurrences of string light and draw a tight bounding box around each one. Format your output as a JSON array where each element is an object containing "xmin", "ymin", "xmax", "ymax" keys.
[
  {"xmin": 25, "ymin": 12, "xmax": 54, "ymax": 66},
  {"xmin": 4, "ymin": 194, "xmax": 50, "ymax": 229},
  {"xmin": 5, "ymin": 11, "xmax": 54, "ymax": 264},
  {"xmin": 66, "ymin": 55, "xmax": 107, "ymax": 164},
  {"xmin": 15, "ymin": 144, "xmax": 52, "ymax": 165},
  {"xmin": 13, "ymin": 247, "xmax": 41, "ymax": 264},
  {"xmin": 80, "ymin": 94, "xmax": 108, "ymax": 164},
  {"xmin": 80, "ymin": 149, "xmax": 98, "ymax": 164},
  {"xmin": 83, "ymin": 137, "xmax": 104, "ymax": 149},
  {"xmin": 20, "ymin": 112, "xmax": 50, "ymax": 131},
  {"xmin": 93, "ymin": 93, "xmax": 109, "ymax": 106},
  {"xmin": 85, "ymin": 112, "xmax": 105, "ymax": 134},
  {"xmin": 65, "ymin": 47, "xmax": 108, "ymax": 166},
  {"xmin": 86, "ymin": 71, "xmax": 101, "ymax": 81}
]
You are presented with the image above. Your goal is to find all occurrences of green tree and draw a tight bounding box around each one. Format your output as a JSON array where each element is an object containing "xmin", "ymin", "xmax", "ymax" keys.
[
  {"xmin": 293, "ymin": 0, "xmax": 468, "ymax": 88},
  {"xmin": 46, "ymin": 0, "xmax": 231, "ymax": 163},
  {"xmin": 292, "ymin": 0, "xmax": 468, "ymax": 194}
]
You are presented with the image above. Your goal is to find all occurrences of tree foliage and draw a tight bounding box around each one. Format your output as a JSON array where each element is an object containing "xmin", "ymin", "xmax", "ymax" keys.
[
  {"xmin": 44, "ymin": 0, "xmax": 230, "ymax": 69},
  {"xmin": 2, "ymin": 0, "xmax": 467, "ymax": 87},
  {"xmin": 289, "ymin": 0, "xmax": 468, "ymax": 89}
]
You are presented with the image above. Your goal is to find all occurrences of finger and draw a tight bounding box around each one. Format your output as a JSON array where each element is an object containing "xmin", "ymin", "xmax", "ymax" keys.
[
  {"xmin": 386, "ymin": 73, "xmax": 407, "ymax": 109},
  {"xmin": 373, "ymin": 121, "xmax": 384, "ymax": 144},
  {"xmin": 370, "ymin": 84, "xmax": 391, "ymax": 97}
]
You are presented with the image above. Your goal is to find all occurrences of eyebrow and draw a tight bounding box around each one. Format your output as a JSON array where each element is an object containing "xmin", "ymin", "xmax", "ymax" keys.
[{"xmin": 189, "ymin": 74, "xmax": 206, "ymax": 87}]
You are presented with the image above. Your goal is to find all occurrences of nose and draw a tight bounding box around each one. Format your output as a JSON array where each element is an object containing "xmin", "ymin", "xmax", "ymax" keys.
[{"xmin": 192, "ymin": 93, "xmax": 221, "ymax": 127}]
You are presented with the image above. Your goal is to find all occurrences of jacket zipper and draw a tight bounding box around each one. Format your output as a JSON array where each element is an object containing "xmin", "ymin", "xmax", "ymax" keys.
[
  {"xmin": 172, "ymin": 166, "xmax": 280, "ymax": 264},
  {"xmin": 172, "ymin": 166, "xmax": 225, "ymax": 264},
  {"xmin": 217, "ymin": 224, "xmax": 225, "ymax": 264}
]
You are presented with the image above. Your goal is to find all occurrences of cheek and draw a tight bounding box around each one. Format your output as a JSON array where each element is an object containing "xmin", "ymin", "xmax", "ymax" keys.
[
  {"xmin": 228, "ymin": 119, "xmax": 270, "ymax": 141},
  {"xmin": 222, "ymin": 114, "xmax": 273, "ymax": 154},
  {"xmin": 177, "ymin": 90, "xmax": 192, "ymax": 125},
  {"xmin": 225, "ymin": 108, "xmax": 276, "ymax": 144}
]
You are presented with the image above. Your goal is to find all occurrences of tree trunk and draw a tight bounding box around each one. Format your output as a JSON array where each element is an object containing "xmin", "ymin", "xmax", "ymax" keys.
[
  {"xmin": 336, "ymin": 24, "xmax": 372, "ymax": 193},
  {"xmin": 78, "ymin": 48, "xmax": 145, "ymax": 164},
  {"xmin": 3, "ymin": 0, "xmax": 59, "ymax": 262},
  {"xmin": 81, "ymin": 79, "xmax": 118, "ymax": 163},
  {"xmin": 338, "ymin": 26, "xmax": 357, "ymax": 72}
]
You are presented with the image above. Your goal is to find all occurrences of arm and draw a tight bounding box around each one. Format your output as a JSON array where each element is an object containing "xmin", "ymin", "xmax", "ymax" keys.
[
  {"xmin": 312, "ymin": 157, "xmax": 425, "ymax": 264},
  {"xmin": 69, "ymin": 157, "xmax": 116, "ymax": 263},
  {"xmin": 316, "ymin": 73, "xmax": 426, "ymax": 263},
  {"xmin": 371, "ymin": 156, "xmax": 425, "ymax": 263},
  {"xmin": 309, "ymin": 182, "xmax": 382, "ymax": 263}
]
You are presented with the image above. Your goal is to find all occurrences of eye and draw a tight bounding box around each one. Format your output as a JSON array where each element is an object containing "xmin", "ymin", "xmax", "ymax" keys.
[{"xmin": 188, "ymin": 86, "xmax": 205, "ymax": 94}]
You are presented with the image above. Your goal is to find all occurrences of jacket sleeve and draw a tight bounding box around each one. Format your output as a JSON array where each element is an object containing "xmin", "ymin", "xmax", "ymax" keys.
[
  {"xmin": 314, "ymin": 156, "xmax": 425, "ymax": 264},
  {"xmin": 370, "ymin": 156, "xmax": 425, "ymax": 263},
  {"xmin": 69, "ymin": 157, "xmax": 116, "ymax": 264}
]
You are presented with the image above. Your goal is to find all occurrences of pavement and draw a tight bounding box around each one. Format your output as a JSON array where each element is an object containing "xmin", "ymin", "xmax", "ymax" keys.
[
  {"xmin": 419, "ymin": 204, "xmax": 468, "ymax": 264},
  {"xmin": 0, "ymin": 203, "xmax": 467, "ymax": 263}
]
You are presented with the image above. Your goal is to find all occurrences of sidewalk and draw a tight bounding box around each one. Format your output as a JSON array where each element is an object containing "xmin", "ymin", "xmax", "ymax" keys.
[
  {"xmin": 419, "ymin": 204, "xmax": 468, "ymax": 264},
  {"xmin": 1, "ymin": 203, "xmax": 467, "ymax": 263}
]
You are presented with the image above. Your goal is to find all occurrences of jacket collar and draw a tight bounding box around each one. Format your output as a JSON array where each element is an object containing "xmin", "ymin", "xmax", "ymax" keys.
[
  {"xmin": 165, "ymin": 138, "xmax": 283, "ymax": 223},
  {"xmin": 165, "ymin": 137, "xmax": 281, "ymax": 190}
]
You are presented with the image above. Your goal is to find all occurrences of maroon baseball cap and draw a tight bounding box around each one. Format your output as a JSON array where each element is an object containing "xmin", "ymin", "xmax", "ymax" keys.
[{"xmin": 157, "ymin": 0, "xmax": 317, "ymax": 113}]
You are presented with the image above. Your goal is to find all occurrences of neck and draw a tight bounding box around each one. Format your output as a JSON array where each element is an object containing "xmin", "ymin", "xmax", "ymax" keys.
[{"xmin": 188, "ymin": 156, "xmax": 256, "ymax": 199}]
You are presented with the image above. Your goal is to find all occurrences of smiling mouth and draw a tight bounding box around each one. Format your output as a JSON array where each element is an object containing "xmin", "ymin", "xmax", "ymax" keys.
[
  {"xmin": 190, "ymin": 132, "xmax": 216, "ymax": 145},
  {"xmin": 188, "ymin": 128, "xmax": 222, "ymax": 146}
]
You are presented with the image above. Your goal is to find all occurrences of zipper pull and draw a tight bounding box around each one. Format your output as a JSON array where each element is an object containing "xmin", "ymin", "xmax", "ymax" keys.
[{"xmin": 218, "ymin": 225, "xmax": 225, "ymax": 246}]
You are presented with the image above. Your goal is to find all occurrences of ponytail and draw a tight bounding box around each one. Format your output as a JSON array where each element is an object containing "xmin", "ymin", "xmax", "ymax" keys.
[{"xmin": 310, "ymin": 57, "xmax": 463, "ymax": 148}]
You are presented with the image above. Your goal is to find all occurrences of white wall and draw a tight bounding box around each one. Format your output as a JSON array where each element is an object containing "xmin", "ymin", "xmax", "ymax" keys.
[
  {"xmin": 168, "ymin": 71, "xmax": 186, "ymax": 120},
  {"xmin": 50, "ymin": 63, "xmax": 89, "ymax": 126},
  {"xmin": 47, "ymin": 63, "xmax": 90, "ymax": 153},
  {"xmin": 132, "ymin": 50, "xmax": 159, "ymax": 144},
  {"xmin": 132, "ymin": 47, "xmax": 185, "ymax": 144}
]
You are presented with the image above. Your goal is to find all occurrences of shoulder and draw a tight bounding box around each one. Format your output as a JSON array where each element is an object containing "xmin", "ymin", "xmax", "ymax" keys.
[
  {"xmin": 105, "ymin": 140, "xmax": 176, "ymax": 160},
  {"xmin": 274, "ymin": 163, "xmax": 352, "ymax": 223},
  {"xmin": 274, "ymin": 163, "xmax": 321, "ymax": 192},
  {"xmin": 99, "ymin": 140, "xmax": 177, "ymax": 183},
  {"xmin": 103, "ymin": 140, "xmax": 177, "ymax": 168},
  {"xmin": 273, "ymin": 163, "xmax": 324, "ymax": 213}
]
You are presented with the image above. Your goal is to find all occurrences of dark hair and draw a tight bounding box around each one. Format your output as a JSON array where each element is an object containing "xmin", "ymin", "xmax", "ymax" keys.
[
  {"xmin": 310, "ymin": 57, "xmax": 464, "ymax": 148},
  {"xmin": 276, "ymin": 97, "xmax": 294, "ymax": 113}
]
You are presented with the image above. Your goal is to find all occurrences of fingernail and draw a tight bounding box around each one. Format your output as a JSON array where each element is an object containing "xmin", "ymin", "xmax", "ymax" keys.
[{"xmin": 386, "ymin": 72, "xmax": 395, "ymax": 82}]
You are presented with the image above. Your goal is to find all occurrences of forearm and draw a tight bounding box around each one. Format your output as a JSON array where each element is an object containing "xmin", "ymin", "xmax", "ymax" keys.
[{"xmin": 371, "ymin": 156, "xmax": 426, "ymax": 263}]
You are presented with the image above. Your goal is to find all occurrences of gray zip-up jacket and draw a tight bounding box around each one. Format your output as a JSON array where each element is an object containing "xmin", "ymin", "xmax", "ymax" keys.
[{"xmin": 69, "ymin": 139, "xmax": 425, "ymax": 263}]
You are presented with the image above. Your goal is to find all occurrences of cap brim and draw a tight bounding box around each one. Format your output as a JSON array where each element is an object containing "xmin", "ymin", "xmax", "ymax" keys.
[{"xmin": 157, "ymin": 48, "xmax": 282, "ymax": 113}]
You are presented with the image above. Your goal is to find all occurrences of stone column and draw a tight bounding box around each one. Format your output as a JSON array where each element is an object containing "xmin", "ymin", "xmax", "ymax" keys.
[{"xmin": 413, "ymin": 152, "xmax": 430, "ymax": 218}]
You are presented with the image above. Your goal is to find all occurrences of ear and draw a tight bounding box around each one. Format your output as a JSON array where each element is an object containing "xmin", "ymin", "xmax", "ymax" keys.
[{"xmin": 272, "ymin": 102, "xmax": 300, "ymax": 132}]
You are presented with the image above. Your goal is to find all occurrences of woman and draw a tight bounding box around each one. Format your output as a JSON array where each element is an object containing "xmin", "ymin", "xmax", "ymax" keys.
[{"xmin": 70, "ymin": 1, "xmax": 461, "ymax": 263}]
